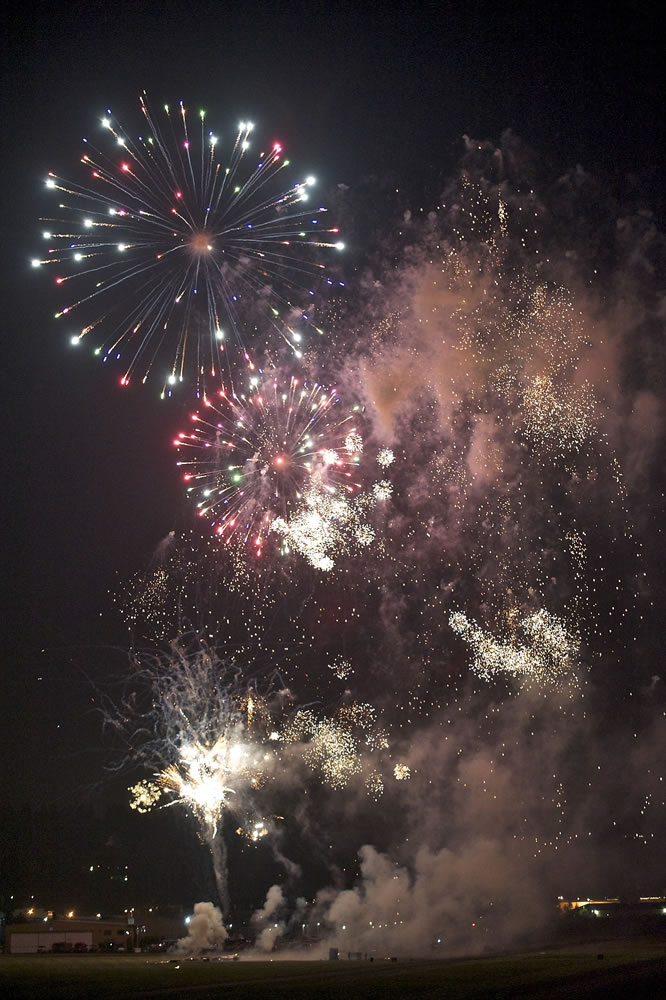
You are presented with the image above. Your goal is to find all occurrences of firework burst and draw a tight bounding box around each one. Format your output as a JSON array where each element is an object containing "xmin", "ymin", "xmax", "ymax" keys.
[
  {"xmin": 270, "ymin": 475, "xmax": 380, "ymax": 571},
  {"xmin": 174, "ymin": 375, "xmax": 364, "ymax": 555},
  {"xmin": 120, "ymin": 640, "xmax": 280, "ymax": 830},
  {"xmin": 449, "ymin": 607, "xmax": 581, "ymax": 687},
  {"xmin": 110, "ymin": 636, "xmax": 287, "ymax": 908},
  {"xmin": 269, "ymin": 440, "xmax": 398, "ymax": 570},
  {"xmin": 280, "ymin": 701, "xmax": 389, "ymax": 793},
  {"xmin": 34, "ymin": 96, "xmax": 344, "ymax": 393}
]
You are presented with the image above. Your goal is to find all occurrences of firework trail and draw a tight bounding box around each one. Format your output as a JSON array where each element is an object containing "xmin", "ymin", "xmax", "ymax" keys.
[
  {"xmin": 33, "ymin": 95, "xmax": 344, "ymax": 394},
  {"xmin": 112, "ymin": 636, "xmax": 284, "ymax": 908},
  {"xmin": 109, "ymin": 627, "xmax": 395, "ymax": 910}
]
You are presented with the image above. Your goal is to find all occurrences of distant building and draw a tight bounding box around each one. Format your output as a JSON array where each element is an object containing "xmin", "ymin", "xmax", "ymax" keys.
[
  {"xmin": 559, "ymin": 896, "xmax": 666, "ymax": 916},
  {"xmin": 5, "ymin": 917, "xmax": 132, "ymax": 953},
  {"xmin": 558, "ymin": 897, "xmax": 621, "ymax": 912}
]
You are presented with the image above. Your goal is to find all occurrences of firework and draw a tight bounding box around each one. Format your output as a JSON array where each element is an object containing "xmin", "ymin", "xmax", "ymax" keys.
[
  {"xmin": 328, "ymin": 655, "xmax": 353, "ymax": 680},
  {"xmin": 372, "ymin": 480, "xmax": 393, "ymax": 502},
  {"xmin": 344, "ymin": 431, "xmax": 363, "ymax": 454},
  {"xmin": 281, "ymin": 710, "xmax": 357, "ymax": 787},
  {"xmin": 129, "ymin": 778, "xmax": 163, "ymax": 813},
  {"xmin": 376, "ymin": 448, "xmax": 395, "ymax": 468},
  {"xmin": 156, "ymin": 727, "xmax": 273, "ymax": 834},
  {"xmin": 174, "ymin": 375, "xmax": 363, "ymax": 554},
  {"xmin": 97, "ymin": 157, "xmax": 656, "ymax": 927},
  {"xmin": 107, "ymin": 636, "xmax": 286, "ymax": 908},
  {"xmin": 280, "ymin": 701, "xmax": 386, "ymax": 792},
  {"xmin": 521, "ymin": 374, "xmax": 596, "ymax": 455},
  {"xmin": 270, "ymin": 442, "xmax": 394, "ymax": 570},
  {"xmin": 365, "ymin": 770, "xmax": 384, "ymax": 800},
  {"xmin": 143, "ymin": 661, "xmax": 274, "ymax": 835},
  {"xmin": 35, "ymin": 97, "xmax": 344, "ymax": 393},
  {"xmin": 449, "ymin": 607, "xmax": 580, "ymax": 686}
]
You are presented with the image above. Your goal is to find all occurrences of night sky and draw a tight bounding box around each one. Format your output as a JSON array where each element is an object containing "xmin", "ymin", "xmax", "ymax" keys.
[{"xmin": 2, "ymin": 1, "xmax": 665, "ymax": 940}]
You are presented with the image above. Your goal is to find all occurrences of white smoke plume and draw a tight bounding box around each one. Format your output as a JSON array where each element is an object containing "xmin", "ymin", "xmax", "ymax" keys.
[
  {"xmin": 252, "ymin": 883, "xmax": 287, "ymax": 952},
  {"xmin": 313, "ymin": 841, "xmax": 547, "ymax": 957},
  {"xmin": 177, "ymin": 901, "xmax": 228, "ymax": 954}
]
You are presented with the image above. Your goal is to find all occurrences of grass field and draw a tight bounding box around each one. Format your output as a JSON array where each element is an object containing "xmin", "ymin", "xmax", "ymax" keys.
[{"xmin": 1, "ymin": 939, "xmax": 665, "ymax": 999}]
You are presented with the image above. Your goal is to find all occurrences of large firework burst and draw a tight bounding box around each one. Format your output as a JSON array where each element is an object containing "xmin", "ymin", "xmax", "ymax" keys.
[
  {"xmin": 34, "ymin": 96, "xmax": 344, "ymax": 393},
  {"xmin": 174, "ymin": 375, "xmax": 364, "ymax": 555}
]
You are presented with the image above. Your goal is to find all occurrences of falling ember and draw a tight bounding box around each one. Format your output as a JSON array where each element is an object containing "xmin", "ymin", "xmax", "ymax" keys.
[
  {"xmin": 328, "ymin": 655, "xmax": 353, "ymax": 680},
  {"xmin": 376, "ymin": 448, "xmax": 395, "ymax": 468},
  {"xmin": 280, "ymin": 702, "xmax": 387, "ymax": 790},
  {"xmin": 236, "ymin": 820, "xmax": 271, "ymax": 842},
  {"xmin": 269, "ymin": 446, "xmax": 396, "ymax": 570},
  {"xmin": 365, "ymin": 769, "xmax": 384, "ymax": 800},
  {"xmin": 521, "ymin": 375, "xmax": 597, "ymax": 455},
  {"xmin": 129, "ymin": 779, "xmax": 163, "ymax": 813},
  {"xmin": 449, "ymin": 607, "xmax": 580, "ymax": 687}
]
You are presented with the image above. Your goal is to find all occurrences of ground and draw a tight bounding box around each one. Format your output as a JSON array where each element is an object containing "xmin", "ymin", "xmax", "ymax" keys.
[{"xmin": 1, "ymin": 939, "xmax": 665, "ymax": 999}]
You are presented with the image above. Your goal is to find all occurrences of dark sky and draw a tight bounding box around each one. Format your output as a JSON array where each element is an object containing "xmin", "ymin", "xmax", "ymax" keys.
[{"xmin": 1, "ymin": 1, "xmax": 664, "ymax": 918}]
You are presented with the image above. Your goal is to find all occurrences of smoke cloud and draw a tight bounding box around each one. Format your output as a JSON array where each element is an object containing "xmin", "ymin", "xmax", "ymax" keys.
[
  {"xmin": 252, "ymin": 884, "xmax": 286, "ymax": 952},
  {"xmin": 126, "ymin": 132, "xmax": 664, "ymax": 959},
  {"xmin": 177, "ymin": 901, "xmax": 228, "ymax": 954},
  {"xmin": 283, "ymin": 137, "xmax": 664, "ymax": 953}
]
